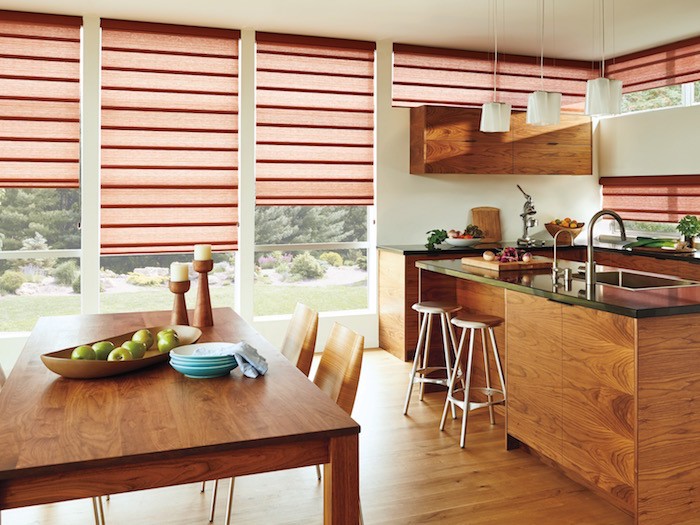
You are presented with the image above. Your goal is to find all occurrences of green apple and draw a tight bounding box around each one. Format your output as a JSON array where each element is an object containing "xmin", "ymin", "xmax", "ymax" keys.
[
  {"xmin": 121, "ymin": 340, "xmax": 147, "ymax": 359},
  {"xmin": 157, "ymin": 332, "xmax": 180, "ymax": 353},
  {"xmin": 132, "ymin": 329, "xmax": 154, "ymax": 350},
  {"xmin": 157, "ymin": 328, "xmax": 177, "ymax": 340},
  {"xmin": 92, "ymin": 341, "xmax": 115, "ymax": 360},
  {"xmin": 107, "ymin": 347, "xmax": 133, "ymax": 361},
  {"xmin": 71, "ymin": 345, "xmax": 96, "ymax": 360}
]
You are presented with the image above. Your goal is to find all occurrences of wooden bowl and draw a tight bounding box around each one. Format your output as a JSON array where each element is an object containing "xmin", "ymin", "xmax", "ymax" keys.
[{"xmin": 545, "ymin": 222, "xmax": 585, "ymax": 244}]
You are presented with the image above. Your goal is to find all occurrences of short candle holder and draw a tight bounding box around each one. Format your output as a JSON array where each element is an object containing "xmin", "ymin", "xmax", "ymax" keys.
[
  {"xmin": 169, "ymin": 280, "xmax": 190, "ymax": 326},
  {"xmin": 193, "ymin": 259, "xmax": 214, "ymax": 327}
]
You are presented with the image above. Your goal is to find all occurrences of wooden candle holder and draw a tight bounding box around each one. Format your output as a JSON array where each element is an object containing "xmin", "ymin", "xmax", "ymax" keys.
[
  {"xmin": 169, "ymin": 280, "xmax": 190, "ymax": 326},
  {"xmin": 193, "ymin": 259, "xmax": 214, "ymax": 327}
]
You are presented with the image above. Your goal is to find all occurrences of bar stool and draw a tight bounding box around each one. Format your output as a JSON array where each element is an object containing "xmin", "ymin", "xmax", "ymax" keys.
[
  {"xmin": 440, "ymin": 313, "xmax": 506, "ymax": 448},
  {"xmin": 403, "ymin": 301, "xmax": 461, "ymax": 415}
]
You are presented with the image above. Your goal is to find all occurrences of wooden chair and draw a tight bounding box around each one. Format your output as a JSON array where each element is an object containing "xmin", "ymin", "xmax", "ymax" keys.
[
  {"xmin": 280, "ymin": 302, "xmax": 318, "ymax": 377},
  {"xmin": 215, "ymin": 323, "xmax": 364, "ymax": 525},
  {"xmin": 0, "ymin": 364, "xmax": 105, "ymax": 524}
]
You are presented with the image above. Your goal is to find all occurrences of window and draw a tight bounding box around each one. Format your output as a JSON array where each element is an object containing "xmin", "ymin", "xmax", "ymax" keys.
[
  {"xmin": 621, "ymin": 85, "xmax": 683, "ymax": 113},
  {"xmin": 0, "ymin": 11, "xmax": 82, "ymax": 332},
  {"xmin": 254, "ymin": 33, "xmax": 374, "ymax": 317},
  {"xmin": 695, "ymin": 81, "xmax": 700, "ymax": 103}
]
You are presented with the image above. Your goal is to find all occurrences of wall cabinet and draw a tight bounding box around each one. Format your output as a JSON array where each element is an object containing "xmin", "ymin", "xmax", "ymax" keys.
[{"xmin": 410, "ymin": 105, "xmax": 592, "ymax": 175}]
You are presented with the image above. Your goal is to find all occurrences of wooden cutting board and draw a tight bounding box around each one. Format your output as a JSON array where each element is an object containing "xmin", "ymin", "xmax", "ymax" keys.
[
  {"xmin": 470, "ymin": 207, "xmax": 501, "ymax": 242},
  {"xmin": 461, "ymin": 255, "xmax": 553, "ymax": 272}
]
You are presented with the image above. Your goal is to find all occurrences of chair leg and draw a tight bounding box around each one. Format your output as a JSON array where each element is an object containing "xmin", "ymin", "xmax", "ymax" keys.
[
  {"xmin": 441, "ymin": 326, "xmax": 466, "ymax": 431},
  {"xmin": 224, "ymin": 477, "xmax": 235, "ymax": 525},
  {"xmin": 481, "ymin": 329, "xmax": 496, "ymax": 425},
  {"xmin": 209, "ymin": 479, "xmax": 219, "ymax": 523},
  {"xmin": 315, "ymin": 464, "xmax": 322, "ymax": 481},
  {"xmin": 489, "ymin": 327, "xmax": 507, "ymax": 400},
  {"xmin": 92, "ymin": 497, "xmax": 100, "ymax": 525},
  {"xmin": 439, "ymin": 313, "xmax": 456, "ymax": 419},
  {"xmin": 460, "ymin": 328, "xmax": 477, "ymax": 449},
  {"xmin": 403, "ymin": 311, "xmax": 429, "ymax": 415},
  {"xmin": 201, "ymin": 480, "xmax": 206, "ymax": 493},
  {"xmin": 359, "ymin": 498, "xmax": 364, "ymax": 525},
  {"xmin": 419, "ymin": 313, "xmax": 434, "ymax": 401}
]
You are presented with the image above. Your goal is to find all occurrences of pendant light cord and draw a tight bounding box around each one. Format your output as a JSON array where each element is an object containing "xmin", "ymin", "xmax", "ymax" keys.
[
  {"xmin": 600, "ymin": 0, "xmax": 605, "ymax": 77},
  {"xmin": 539, "ymin": 0, "xmax": 544, "ymax": 89},
  {"xmin": 493, "ymin": 0, "xmax": 498, "ymax": 102}
]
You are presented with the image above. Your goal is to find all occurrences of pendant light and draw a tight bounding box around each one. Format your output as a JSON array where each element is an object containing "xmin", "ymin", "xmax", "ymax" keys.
[
  {"xmin": 480, "ymin": 0, "xmax": 511, "ymax": 132},
  {"xmin": 585, "ymin": 0, "xmax": 622, "ymax": 116},
  {"xmin": 526, "ymin": 0, "xmax": 561, "ymax": 126}
]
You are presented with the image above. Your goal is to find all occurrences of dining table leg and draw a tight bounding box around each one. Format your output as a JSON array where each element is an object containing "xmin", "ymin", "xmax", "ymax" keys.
[{"xmin": 323, "ymin": 434, "xmax": 359, "ymax": 525}]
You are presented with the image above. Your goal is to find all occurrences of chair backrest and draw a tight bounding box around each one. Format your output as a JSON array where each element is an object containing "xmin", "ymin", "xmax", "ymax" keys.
[
  {"xmin": 313, "ymin": 323, "xmax": 364, "ymax": 416},
  {"xmin": 0, "ymin": 363, "xmax": 5, "ymax": 390},
  {"xmin": 280, "ymin": 303, "xmax": 318, "ymax": 377}
]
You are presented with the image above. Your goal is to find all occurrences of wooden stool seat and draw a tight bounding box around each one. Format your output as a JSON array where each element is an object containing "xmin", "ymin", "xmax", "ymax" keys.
[
  {"xmin": 403, "ymin": 302, "xmax": 461, "ymax": 416},
  {"xmin": 440, "ymin": 314, "xmax": 507, "ymax": 448}
]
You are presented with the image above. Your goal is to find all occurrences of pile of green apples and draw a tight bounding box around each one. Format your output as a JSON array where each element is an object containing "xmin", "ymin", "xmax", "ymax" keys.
[{"xmin": 70, "ymin": 328, "xmax": 181, "ymax": 361}]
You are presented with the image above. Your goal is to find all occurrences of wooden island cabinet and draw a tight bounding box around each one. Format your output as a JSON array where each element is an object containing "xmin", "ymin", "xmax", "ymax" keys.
[{"xmin": 414, "ymin": 258, "xmax": 700, "ymax": 525}]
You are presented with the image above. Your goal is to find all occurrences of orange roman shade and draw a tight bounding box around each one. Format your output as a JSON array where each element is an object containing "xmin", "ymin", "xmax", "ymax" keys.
[
  {"xmin": 0, "ymin": 10, "xmax": 81, "ymax": 188},
  {"xmin": 607, "ymin": 36, "xmax": 700, "ymax": 93},
  {"xmin": 255, "ymin": 32, "xmax": 375, "ymax": 206},
  {"xmin": 100, "ymin": 19, "xmax": 240, "ymax": 255},
  {"xmin": 392, "ymin": 43, "xmax": 595, "ymax": 111},
  {"xmin": 601, "ymin": 175, "xmax": 700, "ymax": 223}
]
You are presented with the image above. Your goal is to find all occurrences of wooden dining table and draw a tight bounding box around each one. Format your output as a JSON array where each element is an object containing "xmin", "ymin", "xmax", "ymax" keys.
[{"xmin": 0, "ymin": 308, "xmax": 360, "ymax": 524}]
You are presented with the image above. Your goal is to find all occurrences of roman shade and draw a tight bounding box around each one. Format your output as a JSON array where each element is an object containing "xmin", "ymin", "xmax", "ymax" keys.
[
  {"xmin": 100, "ymin": 19, "xmax": 239, "ymax": 255},
  {"xmin": 255, "ymin": 32, "xmax": 375, "ymax": 206},
  {"xmin": 392, "ymin": 44, "xmax": 595, "ymax": 111},
  {"xmin": 0, "ymin": 10, "xmax": 81, "ymax": 188},
  {"xmin": 601, "ymin": 175, "xmax": 700, "ymax": 223},
  {"xmin": 606, "ymin": 36, "xmax": 700, "ymax": 93}
]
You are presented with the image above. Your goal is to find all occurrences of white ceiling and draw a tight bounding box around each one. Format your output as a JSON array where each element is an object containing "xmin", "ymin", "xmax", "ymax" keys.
[{"xmin": 2, "ymin": 0, "xmax": 699, "ymax": 61}]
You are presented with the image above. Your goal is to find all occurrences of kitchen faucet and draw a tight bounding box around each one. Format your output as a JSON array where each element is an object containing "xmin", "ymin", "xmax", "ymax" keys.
[
  {"xmin": 516, "ymin": 185, "xmax": 540, "ymax": 246},
  {"xmin": 585, "ymin": 209, "xmax": 627, "ymax": 288}
]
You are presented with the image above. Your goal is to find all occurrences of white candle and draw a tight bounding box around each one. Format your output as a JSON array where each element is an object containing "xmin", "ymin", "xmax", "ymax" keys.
[
  {"xmin": 170, "ymin": 262, "xmax": 189, "ymax": 282},
  {"xmin": 194, "ymin": 244, "xmax": 212, "ymax": 261}
]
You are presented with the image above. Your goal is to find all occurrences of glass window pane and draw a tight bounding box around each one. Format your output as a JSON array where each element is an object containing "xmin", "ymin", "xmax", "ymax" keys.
[
  {"xmin": 253, "ymin": 248, "xmax": 368, "ymax": 316},
  {"xmin": 695, "ymin": 81, "xmax": 700, "ymax": 104},
  {"xmin": 0, "ymin": 257, "xmax": 81, "ymax": 331},
  {"xmin": 100, "ymin": 252, "xmax": 236, "ymax": 315},
  {"xmin": 621, "ymin": 85, "xmax": 683, "ymax": 113},
  {"xmin": 0, "ymin": 188, "xmax": 80, "ymax": 250},
  {"xmin": 255, "ymin": 206, "xmax": 368, "ymax": 244}
]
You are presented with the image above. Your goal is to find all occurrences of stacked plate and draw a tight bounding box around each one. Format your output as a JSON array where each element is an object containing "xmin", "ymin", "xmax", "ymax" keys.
[{"xmin": 170, "ymin": 342, "xmax": 238, "ymax": 379}]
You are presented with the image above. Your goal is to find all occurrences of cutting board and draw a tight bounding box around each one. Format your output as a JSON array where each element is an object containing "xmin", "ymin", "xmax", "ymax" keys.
[
  {"xmin": 461, "ymin": 255, "xmax": 553, "ymax": 272},
  {"xmin": 470, "ymin": 207, "xmax": 501, "ymax": 242}
]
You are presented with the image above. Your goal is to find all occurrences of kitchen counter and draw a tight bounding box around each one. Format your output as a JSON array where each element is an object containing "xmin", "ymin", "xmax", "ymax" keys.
[
  {"xmin": 378, "ymin": 240, "xmax": 573, "ymax": 256},
  {"xmin": 415, "ymin": 258, "xmax": 700, "ymax": 318}
]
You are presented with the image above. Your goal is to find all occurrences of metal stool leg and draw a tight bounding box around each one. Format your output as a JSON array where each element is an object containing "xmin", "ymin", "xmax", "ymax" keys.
[
  {"xmin": 481, "ymin": 328, "xmax": 496, "ymax": 425},
  {"xmin": 460, "ymin": 328, "xmax": 477, "ymax": 449},
  {"xmin": 404, "ymin": 311, "xmax": 429, "ymax": 415},
  {"xmin": 418, "ymin": 313, "xmax": 434, "ymax": 401}
]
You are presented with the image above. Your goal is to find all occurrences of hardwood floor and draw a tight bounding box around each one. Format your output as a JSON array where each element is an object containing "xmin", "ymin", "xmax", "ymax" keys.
[{"xmin": 2, "ymin": 350, "xmax": 633, "ymax": 524}]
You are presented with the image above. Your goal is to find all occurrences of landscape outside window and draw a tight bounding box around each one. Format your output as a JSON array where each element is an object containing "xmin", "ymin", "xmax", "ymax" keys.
[
  {"xmin": 0, "ymin": 188, "xmax": 81, "ymax": 331},
  {"xmin": 695, "ymin": 81, "xmax": 700, "ymax": 103},
  {"xmin": 254, "ymin": 206, "xmax": 368, "ymax": 316},
  {"xmin": 621, "ymin": 85, "xmax": 682, "ymax": 113},
  {"xmin": 99, "ymin": 252, "xmax": 236, "ymax": 315}
]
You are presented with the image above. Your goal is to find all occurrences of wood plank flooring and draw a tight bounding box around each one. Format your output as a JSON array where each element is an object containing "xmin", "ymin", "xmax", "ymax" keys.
[{"xmin": 2, "ymin": 349, "xmax": 633, "ymax": 524}]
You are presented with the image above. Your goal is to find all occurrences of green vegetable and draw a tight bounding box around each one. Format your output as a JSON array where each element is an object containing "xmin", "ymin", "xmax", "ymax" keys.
[{"xmin": 425, "ymin": 229, "xmax": 448, "ymax": 251}]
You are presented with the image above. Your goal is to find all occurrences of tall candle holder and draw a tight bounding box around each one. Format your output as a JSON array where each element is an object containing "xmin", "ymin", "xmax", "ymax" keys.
[
  {"xmin": 169, "ymin": 280, "xmax": 190, "ymax": 326},
  {"xmin": 193, "ymin": 259, "xmax": 214, "ymax": 327}
]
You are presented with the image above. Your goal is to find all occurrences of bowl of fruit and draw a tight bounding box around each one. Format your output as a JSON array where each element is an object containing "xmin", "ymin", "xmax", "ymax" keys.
[
  {"xmin": 445, "ymin": 225, "xmax": 484, "ymax": 247},
  {"xmin": 545, "ymin": 218, "xmax": 585, "ymax": 244}
]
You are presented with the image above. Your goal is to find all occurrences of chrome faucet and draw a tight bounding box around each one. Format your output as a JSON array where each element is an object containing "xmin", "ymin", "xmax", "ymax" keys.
[
  {"xmin": 586, "ymin": 209, "xmax": 627, "ymax": 288},
  {"xmin": 551, "ymin": 229, "xmax": 574, "ymax": 286}
]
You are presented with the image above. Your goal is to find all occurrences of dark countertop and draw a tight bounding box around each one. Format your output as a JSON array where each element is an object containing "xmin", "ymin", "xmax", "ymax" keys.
[{"xmin": 415, "ymin": 258, "xmax": 700, "ymax": 318}]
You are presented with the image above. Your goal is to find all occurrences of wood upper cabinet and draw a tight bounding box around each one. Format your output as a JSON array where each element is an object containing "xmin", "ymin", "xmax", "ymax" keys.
[{"xmin": 410, "ymin": 105, "xmax": 591, "ymax": 175}]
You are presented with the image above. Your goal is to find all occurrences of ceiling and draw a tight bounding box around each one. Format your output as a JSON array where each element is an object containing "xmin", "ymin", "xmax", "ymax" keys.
[{"xmin": 2, "ymin": 0, "xmax": 699, "ymax": 61}]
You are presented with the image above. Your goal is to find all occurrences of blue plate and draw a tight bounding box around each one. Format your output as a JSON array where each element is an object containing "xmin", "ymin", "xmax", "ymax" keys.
[
  {"xmin": 170, "ymin": 355, "xmax": 236, "ymax": 367},
  {"xmin": 170, "ymin": 360, "xmax": 238, "ymax": 379}
]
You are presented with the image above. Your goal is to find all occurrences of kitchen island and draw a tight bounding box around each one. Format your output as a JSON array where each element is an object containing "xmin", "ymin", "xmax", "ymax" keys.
[{"xmin": 416, "ymin": 257, "xmax": 700, "ymax": 525}]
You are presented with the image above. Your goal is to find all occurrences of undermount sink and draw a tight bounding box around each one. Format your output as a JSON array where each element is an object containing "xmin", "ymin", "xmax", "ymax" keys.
[{"xmin": 574, "ymin": 270, "xmax": 700, "ymax": 291}]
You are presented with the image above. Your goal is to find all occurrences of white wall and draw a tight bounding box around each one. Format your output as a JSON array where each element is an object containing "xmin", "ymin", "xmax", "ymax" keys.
[
  {"xmin": 598, "ymin": 104, "xmax": 700, "ymax": 176},
  {"xmin": 375, "ymin": 105, "xmax": 603, "ymax": 245}
]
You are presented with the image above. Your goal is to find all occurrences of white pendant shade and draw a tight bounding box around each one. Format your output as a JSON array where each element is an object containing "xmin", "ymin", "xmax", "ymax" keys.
[
  {"xmin": 480, "ymin": 102, "xmax": 512, "ymax": 132},
  {"xmin": 526, "ymin": 91, "xmax": 562, "ymax": 126},
  {"xmin": 585, "ymin": 77, "xmax": 622, "ymax": 116}
]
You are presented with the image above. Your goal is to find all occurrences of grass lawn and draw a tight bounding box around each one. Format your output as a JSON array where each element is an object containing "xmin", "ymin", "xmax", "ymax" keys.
[{"xmin": 0, "ymin": 282, "xmax": 368, "ymax": 331}]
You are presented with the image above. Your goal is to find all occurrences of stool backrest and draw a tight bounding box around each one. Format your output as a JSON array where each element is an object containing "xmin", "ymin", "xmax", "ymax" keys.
[
  {"xmin": 280, "ymin": 302, "xmax": 318, "ymax": 377},
  {"xmin": 313, "ymin": 322, "xmax": 364, "ymax": 415}
]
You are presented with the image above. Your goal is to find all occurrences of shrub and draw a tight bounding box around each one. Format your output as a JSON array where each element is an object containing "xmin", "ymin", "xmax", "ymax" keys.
[
  {"xmin": 0, "ymin": 271, "xmax": 26, "ymax": 294},
  {"xmin": 320, "ymin": 251, "xmax": 343, "ymax": 267},
  {"xmin": 72, "ymin": 276, "xmax": 81, "ymax": 293},
  {"xmin": 356, "ymin": 255, "xmax": 367, "ymax": 271},
  {"xmin": 290, "ymin": 252, "xmax": 325, "ymax": 280},
  {"xmin": 53, "ymin": 260, "xmax": 79, "ymax": 286},
  {"xmin": 126, "ymin": 272, "xmax": 168, "ymax": 287}
]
